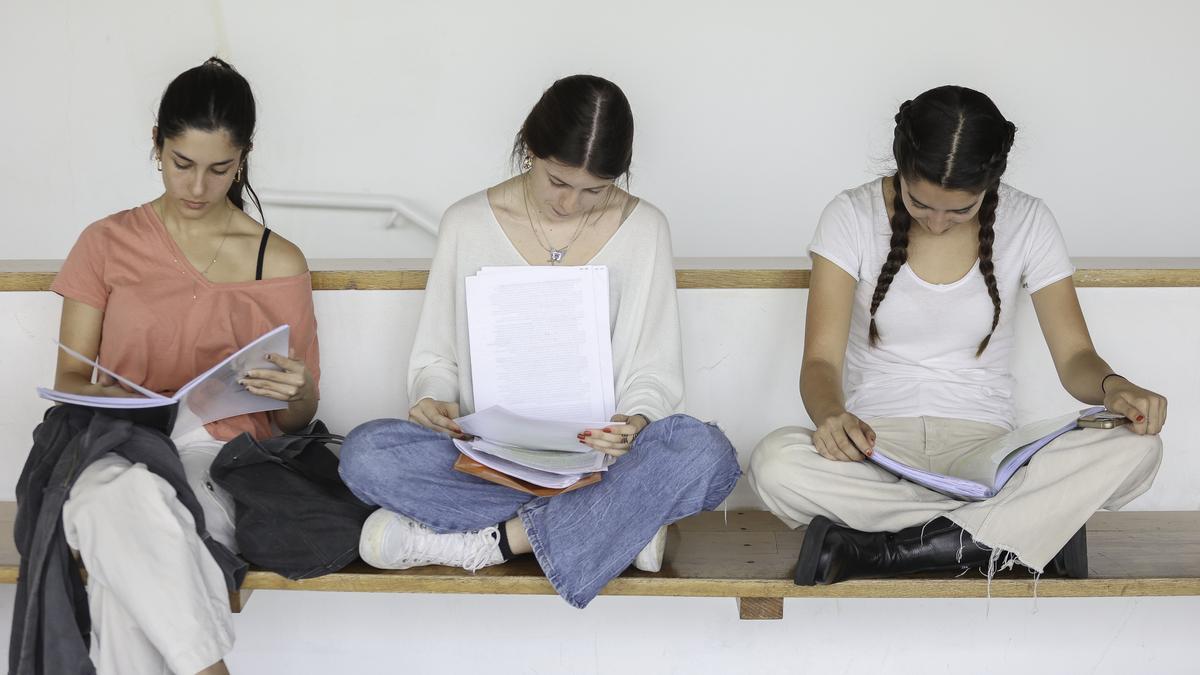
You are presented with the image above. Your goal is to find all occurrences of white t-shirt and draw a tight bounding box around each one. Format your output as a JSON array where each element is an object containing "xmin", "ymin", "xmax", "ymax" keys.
[
  {"xmin": 809, "ymin": 179, "xmax": 1075, "ymax": 429},
  {"xmin": 408, "ymin": 191, "xmax": 685, "ymax": 421}
]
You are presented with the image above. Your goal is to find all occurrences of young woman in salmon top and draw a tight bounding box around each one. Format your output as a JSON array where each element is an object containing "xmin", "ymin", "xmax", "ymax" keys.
[{"xmin": 50, "ymin": 58, "xmax": 320, "ymax": 674}]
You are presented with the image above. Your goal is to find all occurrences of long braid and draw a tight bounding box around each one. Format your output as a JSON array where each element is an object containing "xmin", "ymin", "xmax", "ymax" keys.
[
  {"xmin": 872, "ymin": 89, "xmax": 1015, "ymax": 356},
  {"xmin": 868, "ymin": 173, "xmax": 912, "ymax": 347},
  {"xmin": 975, "ymin": 185, "xmax": 1001, "ymax": 356}
]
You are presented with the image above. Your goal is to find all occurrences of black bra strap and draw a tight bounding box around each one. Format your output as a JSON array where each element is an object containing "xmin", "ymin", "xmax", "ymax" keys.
[{"xmin": 255, "ymin": 228, "xmax": 271, "ymax": 281}]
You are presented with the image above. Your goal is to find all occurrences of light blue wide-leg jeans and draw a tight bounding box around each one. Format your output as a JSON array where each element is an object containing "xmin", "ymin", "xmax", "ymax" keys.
[{"xmin": 339, "ymin": 414, "xmax": 741, "ymax": 608}]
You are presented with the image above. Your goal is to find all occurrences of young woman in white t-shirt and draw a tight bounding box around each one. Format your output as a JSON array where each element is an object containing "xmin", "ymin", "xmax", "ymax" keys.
[{"xmin": 748, "ymin": 85, "xmax": 1166, "ymax": 585}]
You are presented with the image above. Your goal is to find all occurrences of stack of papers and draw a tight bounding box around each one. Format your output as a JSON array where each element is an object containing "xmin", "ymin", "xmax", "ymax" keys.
[
  {"xmin": 459, "ymin": 266, "xmax": 615, "ymax": 488},
  {"xmin": 454, "ymin": 406, "xmax": 610, "ymax": 489}
]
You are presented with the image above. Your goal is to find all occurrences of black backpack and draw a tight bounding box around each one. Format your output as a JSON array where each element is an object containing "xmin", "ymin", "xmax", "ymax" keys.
[{"xmin": 210, "ymin": 420, "xmax": 374, "ymax": 580}]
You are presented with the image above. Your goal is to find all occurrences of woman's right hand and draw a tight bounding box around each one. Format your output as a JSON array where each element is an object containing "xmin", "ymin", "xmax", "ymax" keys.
[
  {"xmin": 813, "ymin": 411, "xmax": 876, "ymax": 462},
  {"xmin": 408, "ymin": 398, "xmax": 469, "ymax": 439}
]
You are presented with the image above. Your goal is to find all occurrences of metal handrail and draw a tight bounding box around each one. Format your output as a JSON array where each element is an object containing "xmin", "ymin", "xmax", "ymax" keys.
[{"xmin": 257, "ymin": 189, "xmax": 439, "ymax": 236}]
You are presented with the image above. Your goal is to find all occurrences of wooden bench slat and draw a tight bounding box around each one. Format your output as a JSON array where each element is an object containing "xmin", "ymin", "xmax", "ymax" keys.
[
  {"xmin": 3, "ymin": 258, "xmax": 1199, "ymax": 292},
  {"xmin": 4, "ymin": 504, "xmax": 1196, "ymax": 600}
]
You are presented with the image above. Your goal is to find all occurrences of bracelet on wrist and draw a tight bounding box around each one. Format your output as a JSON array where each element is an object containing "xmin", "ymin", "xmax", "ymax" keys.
[{"xmin": 1101, "ymin": 373, "xmax": 1126, "ymax": 394}]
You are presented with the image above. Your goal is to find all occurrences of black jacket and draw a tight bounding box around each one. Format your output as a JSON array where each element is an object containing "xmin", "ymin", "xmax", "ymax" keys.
[{"xmin": 9, "ymin": 405, "xmax": 246, "ymax": 675}]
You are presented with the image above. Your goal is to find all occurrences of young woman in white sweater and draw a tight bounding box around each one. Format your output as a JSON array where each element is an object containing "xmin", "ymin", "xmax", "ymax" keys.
[{"xmin": 338, "ymin": 75, "xmax": 740, "ymax": 608}]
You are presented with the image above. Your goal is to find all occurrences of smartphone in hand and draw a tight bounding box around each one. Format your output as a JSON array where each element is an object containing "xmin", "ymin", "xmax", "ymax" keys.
[{"xmin": 1078, "ymin": 410, "xmax": 1131, "ymax": 429}]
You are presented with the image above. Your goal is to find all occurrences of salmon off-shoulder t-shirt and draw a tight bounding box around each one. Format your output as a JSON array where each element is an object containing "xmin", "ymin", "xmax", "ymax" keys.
[{"xmin": 51, "ymin": 203, "xmax": 321, "ymax": 441}]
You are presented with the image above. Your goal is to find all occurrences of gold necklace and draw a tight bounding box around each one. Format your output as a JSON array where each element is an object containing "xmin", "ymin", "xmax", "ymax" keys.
[
  {"xmin": 156, "ymin": 199, "xmax": 237, "ymax": 299},
  {"xmin": 521, "ymin": 175, "xmax": 606, "ymax": 265},
  {"xmin": 197, "ymin": 205, "xmax": 236, "ymax": 278}
]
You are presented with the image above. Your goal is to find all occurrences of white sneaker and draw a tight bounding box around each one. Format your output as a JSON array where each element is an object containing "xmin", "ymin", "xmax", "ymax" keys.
[
  {"xmin": 359, "ymin": 509, "xmax": 505, "ymax": 572},
  {"xmin": 633, "ymin": 525, "xmax": 669, "ymax": 572}
]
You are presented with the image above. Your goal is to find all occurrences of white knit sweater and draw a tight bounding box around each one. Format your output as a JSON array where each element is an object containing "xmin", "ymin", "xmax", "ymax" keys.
[{"xmin": 407, "ymin": 190, "xmax": 685, "ymax": 421}]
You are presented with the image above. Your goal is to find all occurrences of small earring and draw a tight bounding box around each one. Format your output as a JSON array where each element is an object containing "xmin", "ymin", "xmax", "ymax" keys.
[
  {"xmin": 155, "ymin": 157, "xmax": 163, "ymax": 172},
  {"xmin": 521, "ymin": 154, "xmax": 533, "ymax": 172},
  {"xmin": 234, "ymin": 165, "xmax": 243, "ymax": 183}
]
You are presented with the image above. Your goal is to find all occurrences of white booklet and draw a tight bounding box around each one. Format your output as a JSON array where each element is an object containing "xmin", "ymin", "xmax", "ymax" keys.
[
  {"xmin": 38, "ymin": 324, "xmax": 290, "ymax": 437},
  {"xmin": 458, "ymin": 266, "xmax": 616, "ymax": 488},
  {"xmin": 867, "ymin": 407, "xmax": 1101, "ymax": 501}
]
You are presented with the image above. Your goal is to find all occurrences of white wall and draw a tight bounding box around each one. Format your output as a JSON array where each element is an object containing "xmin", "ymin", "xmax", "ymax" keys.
[
  {"xmin": 3, "ymin": 0, "xmax": 1199, "ymax": 260},
  {"xmin": 3, "ymin": 590, "xmax": 1198, "ymax": 675},
  {"xmin": 2, "ymin": 287, "xmax": 1197, "ymax": 510},
  {"xmin": 1, "ymin": 285, "xmax": 1199, "ymax": 674}
]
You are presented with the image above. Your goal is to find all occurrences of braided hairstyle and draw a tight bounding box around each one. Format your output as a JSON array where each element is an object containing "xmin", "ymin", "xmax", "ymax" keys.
[{"xmin": 869, "ymin": 86, "xmax": 1017, "ymax": 357}]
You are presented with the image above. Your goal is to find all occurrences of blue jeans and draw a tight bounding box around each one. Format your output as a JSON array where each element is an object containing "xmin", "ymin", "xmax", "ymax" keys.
[{"xmin": 339, "ymin": 414, "xmax": 741, "ymax": 608}]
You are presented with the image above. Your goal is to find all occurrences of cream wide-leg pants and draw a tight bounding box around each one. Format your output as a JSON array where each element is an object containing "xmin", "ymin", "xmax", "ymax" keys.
[
  {"xmin": 61, "ymin": 426, "xmax": 239, "ymax": 675},
  {"xmin": 748, "ymin": 417, "xmax": 1163, "ymax": 572}
]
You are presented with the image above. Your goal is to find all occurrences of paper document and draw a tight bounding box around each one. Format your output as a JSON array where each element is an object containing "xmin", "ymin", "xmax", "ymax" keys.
[
  {"xmin": 456, "ymin": 406, "xmax": 608, "ymax": 453},
  {"xmin": 453, "ymin": 406, "xmax": 610, "ymax": 487},
  {"xmin": 455, "ymin": 439, "xmax": 592, "ymax": 489},
  {"xmin": 466, "ymin": 266, "xmax": 615, "ymax": 421},
  {"xmin": 457, "ymin": 266, "xmax": 616, "ymax": 490}
]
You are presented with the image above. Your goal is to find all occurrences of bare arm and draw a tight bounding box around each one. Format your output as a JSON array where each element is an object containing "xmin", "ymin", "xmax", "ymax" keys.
[
  {"xmin": 801, "ymin": 256, "xmax": 854, "ymax": 424},
  {"xmin": 54, "ymin": 298, "xmax": 136, "ymax": 397},
  {"xmin": 245, "ymin": 233, "xmax": 319, "ymax": 433},
  {"xmin": 1031, "ymin": 277, "xmax": 1167, "ymax": 434},
  {"xmin": 801, "ymin": 256, "xmax": 876, "ymax": 460}
]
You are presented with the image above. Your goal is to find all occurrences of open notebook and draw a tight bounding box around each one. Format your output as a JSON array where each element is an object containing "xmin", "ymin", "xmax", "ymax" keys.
[
  {"xmin": 455, "ymin": 266, "xmax": 614, "ymax": 490},
  {"xmin": 38, "ymin": 325, "xmax": 290, "ymax": 436},
  {"xmin": 867, "ymin": 407, "xmax": 1102, "ymax": 501}
]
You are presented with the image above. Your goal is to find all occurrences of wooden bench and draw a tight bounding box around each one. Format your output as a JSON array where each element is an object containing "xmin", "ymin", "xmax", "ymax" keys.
[{"xmin": 2, "ymin": 503, "xmax": 1197, "ymax": 620}]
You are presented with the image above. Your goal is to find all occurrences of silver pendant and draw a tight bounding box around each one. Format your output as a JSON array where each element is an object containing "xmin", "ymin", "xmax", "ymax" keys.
[{"xmin": 549, "ymin": 249, "xmax": 565, "ymax": 263}]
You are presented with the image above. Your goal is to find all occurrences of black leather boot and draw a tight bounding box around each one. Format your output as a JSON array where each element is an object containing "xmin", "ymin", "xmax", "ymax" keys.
[
  {"xmin": 794, "ymin": 516, "xmax": 992, "ymax": 586},
  {"xmin": 1049, "ymin": 525, "xmax": 1088, "ymax": 578}
]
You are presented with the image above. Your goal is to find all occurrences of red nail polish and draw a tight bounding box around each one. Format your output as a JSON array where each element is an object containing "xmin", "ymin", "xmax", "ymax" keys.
[
  {"xmin": 579, "ymin": 439, "xmax": 586, "ymax": 444},
  {"xmin": 585, "ymin": 431, "xmax": 592, "ymax": 436},
  {"xmin": 1137, "ymin": 415, "xmax": 1145, "ymax": 422},
  {"xmin": 603, "ymin": 428, "xmax": 612, "ymax": 433}
]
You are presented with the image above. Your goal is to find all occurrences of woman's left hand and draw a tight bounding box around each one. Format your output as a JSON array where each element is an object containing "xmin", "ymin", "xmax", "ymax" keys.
[
  {"xmin": 240, "ymin": 352, "xmax": 314, "ymax": 405},
  {"xmin": 1104, "ymin": 378, "xmax": 1167, "ymax": 435},
  {"xmin": 579, "ymin": 414, "xmax": 650, "ymax": 458}
]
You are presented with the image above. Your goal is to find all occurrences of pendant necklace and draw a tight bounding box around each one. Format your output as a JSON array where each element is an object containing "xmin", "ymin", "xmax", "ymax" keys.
[{"xmin": 522, "ymin": 175, "xmax": 599, "ymax": 265}]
